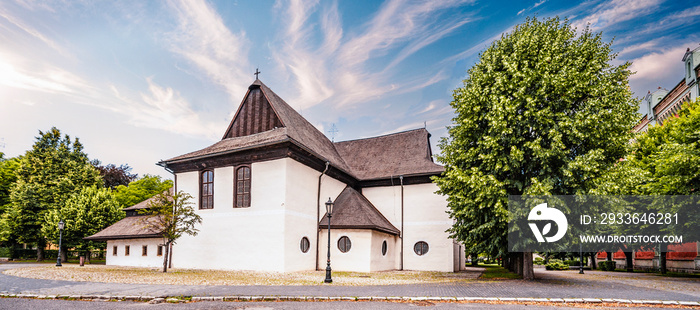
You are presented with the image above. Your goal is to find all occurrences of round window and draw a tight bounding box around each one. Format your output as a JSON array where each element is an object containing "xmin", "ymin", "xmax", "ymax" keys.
[
  {"xmin": 381, "ymin": 240, "xmax": 388, "ymax": 256},
  {"xmin": 338, "ymin": 236, "xmax": 351, "ymax": 253},
  {"xmin": 300, "ymin": 237, "xmax": 310, "ymax": 253},
  {"xmin": 414, "ymin": 241, "xmax": 429, "ymax": 256}
]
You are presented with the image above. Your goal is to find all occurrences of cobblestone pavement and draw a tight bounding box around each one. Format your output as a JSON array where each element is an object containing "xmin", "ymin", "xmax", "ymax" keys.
[{"xmin": 1, "ymin": 263, "xmax": 698, "ymax": 302}]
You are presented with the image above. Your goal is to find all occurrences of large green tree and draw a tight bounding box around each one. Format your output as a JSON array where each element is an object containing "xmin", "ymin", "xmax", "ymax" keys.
[
  {"xmin": 114, "ymin": 174, "xmax": 173, "ymax": 208},
  {"xmin": 595, "ymin": 98, "xmax": 700, "ymax": 273},
  {"xmin": 0, "ymin": 153, "xmax": 20, "ymax": 246},
  {"xmin": 435, "ymin": 17, "xmax": 638, "ymax": 279},
  {"xmin": 7, "ymin": 127, "xmax": 102, "ymax": 260},
  {"xmin": 43, "ymin": 186, "xmax": 125, "ymax": 263}
]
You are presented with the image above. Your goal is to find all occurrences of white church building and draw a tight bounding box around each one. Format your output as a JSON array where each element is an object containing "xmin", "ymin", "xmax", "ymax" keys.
[{"xmin": 88, "ymin": 79, "xmax": 466, "ymax": 272}]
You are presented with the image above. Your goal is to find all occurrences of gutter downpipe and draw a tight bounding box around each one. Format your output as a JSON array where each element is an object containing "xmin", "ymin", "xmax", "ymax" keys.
[
  {"xmin": 400, "ymin": 175, "xmax": 404, "ymax": 271},
  {"xmin": 316, "ymin": 161, "xmax": 330, "ymax": 271}
]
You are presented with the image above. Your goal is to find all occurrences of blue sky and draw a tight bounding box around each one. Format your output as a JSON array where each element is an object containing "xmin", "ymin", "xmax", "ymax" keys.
[{"xmin": 1, "ymin": 0, "xmax": 699, "ymax": 179}]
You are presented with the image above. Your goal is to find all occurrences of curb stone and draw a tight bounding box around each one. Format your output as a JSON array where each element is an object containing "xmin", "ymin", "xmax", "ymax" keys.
[{"xmin": 0, "ymin": 293, "xmax": 697, "ymax": 306}]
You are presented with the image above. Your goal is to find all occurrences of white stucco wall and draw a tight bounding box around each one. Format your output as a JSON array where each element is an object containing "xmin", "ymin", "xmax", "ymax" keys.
[
  {"xmin": 363, "ymin": 183, "xmax": 457, "ymax": 272},
  {"xmin": 369, "ymin": 231, "xmax": 398, "ymax": 272},
  {"xmin": 171, "ymin": 158, "xmax": 345, "ymax": 272},
  {"xmin": 106, "ymin": 238, "xmax": 163, "ymax": 267},
  {"xmin": 283, "ymin": 159, "xmax": 345, "ymax": 272},
  {"xmin": 172, "ymin": 160, "xmax": 287, "ymax": 271}
]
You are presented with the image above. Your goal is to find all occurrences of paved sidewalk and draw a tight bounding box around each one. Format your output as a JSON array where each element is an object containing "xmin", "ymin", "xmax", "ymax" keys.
[{"xmin": 1, "ymin": 263, "xmax": 698, "ymax": 304}]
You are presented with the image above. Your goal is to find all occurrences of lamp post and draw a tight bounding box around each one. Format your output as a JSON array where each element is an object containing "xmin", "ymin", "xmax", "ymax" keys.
[
  {"xmin": 324, "ymin": 197, "xmax": 334, "ymax": 283},
  {"xmin": 56, "ymin": 220, "xmax": 65, "ymax": 267}
]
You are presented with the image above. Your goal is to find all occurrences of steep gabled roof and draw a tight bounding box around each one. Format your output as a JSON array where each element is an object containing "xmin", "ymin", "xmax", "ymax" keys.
[
  {"xmin": 162, "ymin": 79, "xmax": 352, "ymax": 174},
  {"xmin": 334, "ymin": 128, "xmax": 444, "ymax": 180},
  {"xmin": 319, "ymin": 187, "xmax": 399, "ymax": 235},
  {"xmin": 84, "ymin": 215, "xmax": 162, "ymax": 241}
]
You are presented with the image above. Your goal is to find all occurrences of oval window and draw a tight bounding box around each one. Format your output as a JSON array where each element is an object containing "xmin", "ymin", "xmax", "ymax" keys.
[
  {"xmin": 300, "ymin": 237, "xmax": 310, "ymax": 253},
  {"xmin": 338, "ymin": 236, "xmax": 351, "ymax": 253},
  {"xmin": 382, "ymin": 240, "xmax": 388, "ymax": 256},
  {"xmin": 414, "ymin": 241, "xmax": 429, "ymax": 256}
]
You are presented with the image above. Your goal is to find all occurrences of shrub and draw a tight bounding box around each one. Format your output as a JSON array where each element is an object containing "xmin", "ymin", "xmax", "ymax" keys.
[
  {"xmin": 545, "ymin": 260, "xmax": 569, "ymax": 270},
  {"xmin": 534, "ymin": 257, "xmax": 545, "ymax": 265},
  {"xmin": 564, "ymin": 259, "xmax": 581, "ymax": 266},
  {"xmin": 599, "ymin": 261, "xmax": 616, "ymax": 271}
]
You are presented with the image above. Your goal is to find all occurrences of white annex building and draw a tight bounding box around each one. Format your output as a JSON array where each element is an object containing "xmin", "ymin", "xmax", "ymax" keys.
[{"xmin": 88, "ymin": 79, "xmax": 466, "ymax": 272}]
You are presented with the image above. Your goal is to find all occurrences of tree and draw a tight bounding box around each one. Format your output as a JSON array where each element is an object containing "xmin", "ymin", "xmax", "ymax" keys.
[
  {"xmin": 91, "ymin": 160, "xmax": 138, "ymax": 190},
  {"xmin": 0, "ymin": 153, "xmax": 20, "ymax": 249},
  {"xmin": 7, "ymin": 127, "xmax": 102, "ymax": 260},
  {"xmin": 0, "ymin": 153, "xmax": 20, "ymax": 211},
  {"xmin": 598, "ymin": 98, "xmax": 700, "ymax": 273},
  {"xmin": 139, "ymin": 190, "xmax": 201, "ymax": 272},
  {"xmin": 42, "ymin": 186, "xmax": 125, "ymax": 263},
  {"xmin": 114, "ymin": 174, "xmax": 173, "ymax": 208},
  {"xmin": 434, "ymin": 17, "xmax": 638, "ymax": 279}
]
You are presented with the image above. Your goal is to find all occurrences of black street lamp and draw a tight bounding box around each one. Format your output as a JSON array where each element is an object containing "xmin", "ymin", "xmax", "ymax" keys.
[
  {"xmin": 324, "ymin": 197, "xmax": 334, "ymax": 283},
  {"xmin": 56, "ymin": 220, "xmax": 65, "ymax": 267}
]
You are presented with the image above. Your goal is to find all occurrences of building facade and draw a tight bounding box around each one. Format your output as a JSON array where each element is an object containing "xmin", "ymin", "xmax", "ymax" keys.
[{"xmin": 90, "ymin": 79, "xmax": 465, "ymax": 272}]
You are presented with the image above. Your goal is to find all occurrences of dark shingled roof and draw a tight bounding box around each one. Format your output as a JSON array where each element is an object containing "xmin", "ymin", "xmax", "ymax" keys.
[
  {"xmin": 334, "ymin": 128, "xmax": 444, "ymax": 180},
  {"xmin": 319, "ymin": 187, "xmax": 399, "ymax": 235},
  {"xmin": 161, "ymin": 79, "xmax": 443, "ymax": 181},
  {"xmin": 162, "ymin": 80, "xmax": 353, "ymax": 174},
  {"xmin": 84, "ymin": 215, "xmax": 162, "ymax": 241}
]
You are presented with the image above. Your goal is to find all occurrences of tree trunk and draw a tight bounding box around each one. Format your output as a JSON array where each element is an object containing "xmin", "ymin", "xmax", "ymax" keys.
[
  {"xmin": 624, "ymin": 251, "xmax": 633, "ymax": 272},
  {"xmin": 590, "ymin": 253, "xmax": 597, "ymax": 269},
  {"xmin": 606, "ymin": 251, "xmax": 613, "ymax": 261},
  {"xmin": 36, "ymin": 240, "xmax": 45, "ymax": 262},
  {"xmin": 162, "ymin": 242, "xmax": 170, "ymax": 273},
  {"xmin": 659, "ymin": 244, "xmax": 667, "ymax": 274},
  {"xmin": 522, "ymin": 251, "xmax": 534, "ymax": 280},
  {"xmin": 470, "ymin": 253, "xmax": 478, "ymax": 266},
  {"xmin": 84, "ymin": 250, "xmax": 91, "ymax": 264}
]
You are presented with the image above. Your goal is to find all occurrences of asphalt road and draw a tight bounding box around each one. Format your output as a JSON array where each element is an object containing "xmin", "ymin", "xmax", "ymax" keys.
[{"xmin": 0, "ymin": 299, "xmax": 677, "ymax": 310}]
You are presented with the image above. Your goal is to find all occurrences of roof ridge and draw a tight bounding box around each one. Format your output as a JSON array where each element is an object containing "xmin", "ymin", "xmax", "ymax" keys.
[{"xmin": 334, "ymin": 128, "xmax": 428, "ymax": 144}]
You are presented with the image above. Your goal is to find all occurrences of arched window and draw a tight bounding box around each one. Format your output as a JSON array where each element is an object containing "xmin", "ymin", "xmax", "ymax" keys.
[
  {"xmin": 414, "ymin": 241, "xmax": 429, "ymax": 256},
  {"xmin": 381, "ymin": 240, "xmax": 388, "ymax": 256},
  {"xmin": 235, "ymin": 166, "xmax": 251, "ymax": 208},
  {"xmin": 338, "ymin": 236, "xmax": 351, "ymax": 253},
  {"xmin": 200, "ymin": 170, "xmax": 214, "ymax": 209},
  {"xmin": 300, "ymin": 237, "xmax": 310, "ymax": 253}
]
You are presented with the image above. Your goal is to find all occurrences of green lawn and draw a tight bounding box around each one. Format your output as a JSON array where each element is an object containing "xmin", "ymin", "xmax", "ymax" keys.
[{"xmin": 477, "ymin": 263, "xmax": 521, "ymax": 280}]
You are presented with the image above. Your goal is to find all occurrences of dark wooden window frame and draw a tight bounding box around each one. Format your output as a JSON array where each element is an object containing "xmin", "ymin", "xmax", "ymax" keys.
[
  {"xmin": 381, "ymin": 240, "xmax": 388, "ymax": 256},
  {"xmin": 125, "ymin": 245, "xmax": 130, "ymax": 256},
  {"xmin": 414, "ymin": 241, "xmax": 429, "ymax": 256},
  {"xmin": 112, "ymin": 246, "xmax": 117, "ymax": 256},
  {"xmin": 337, "ymin": 236, "xmax": 352, "ymax": 253},
  {"xmin": 142, "ymin": 245, "xmax": 148, "ymax": 256},
  {"xmin": 300, "ymin": 237, "xmax": 310, "ymax": 253},
  {"xmin": 233, "ymin": 165, "xmax": 251, "ymax": 208},
  {"xmin": 157, "ymin": 245, "xmax": 163, "ymax": 256},
  {"xmin": 200, "ymin": 169, "xmax": 214, "ymax": 209}
]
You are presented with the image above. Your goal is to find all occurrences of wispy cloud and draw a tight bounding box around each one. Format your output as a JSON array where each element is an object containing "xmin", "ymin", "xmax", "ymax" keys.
[
  {"xmin": 166, "ymin": 0, "xmax": 252, "ymax": 101},
  {"xmin": 628, "ymin": 45, "xmax": 687, "ymax": 81},
  {"xmin": 570, "ymin": 0, "xmax": 661, "ymax": 31},
  {"xmin": 271, "ymin": 0, "xmax": 474, "ymax": 110},
  {"xmin": 0, "ymin": 4, "xmax": 69, "ymax": 57},
  {"xmin": 0, "ymin": 53, "xmax": 89, "ymax": 94},
  {"xmin": 109, "ymin": 78, "xmax": 223, "ymax": 139},
  {"xmin": 518, "ymin": 0, "xmax": 547, "ymax": 16}
]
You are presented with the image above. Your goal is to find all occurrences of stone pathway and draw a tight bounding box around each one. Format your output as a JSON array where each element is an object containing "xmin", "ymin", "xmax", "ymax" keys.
[{"xmin": 1, "ymin": 263, "xmax": 698, "ymax": 306}]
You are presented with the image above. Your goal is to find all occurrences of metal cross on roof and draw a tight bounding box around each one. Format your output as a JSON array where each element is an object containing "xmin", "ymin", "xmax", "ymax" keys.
[
  {"xmin": 254, "ymin": 68, "xmax": 261, "ymax": 79},
  {"xmin": 328, "ymin": 124, "xmax": 339, "ymax": 142}
]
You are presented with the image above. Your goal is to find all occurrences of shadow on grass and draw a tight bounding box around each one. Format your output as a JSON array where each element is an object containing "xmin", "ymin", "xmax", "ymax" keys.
[{"xmin": 476, "ymin": 263, "xmax": 522, "ymax": 280}]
